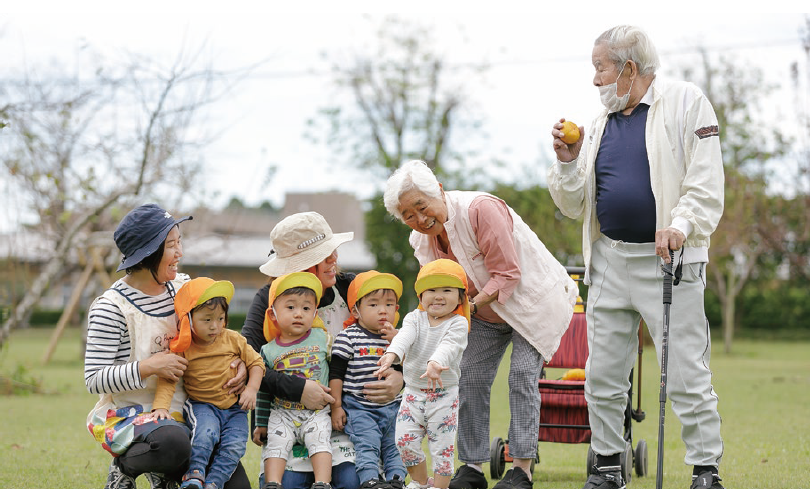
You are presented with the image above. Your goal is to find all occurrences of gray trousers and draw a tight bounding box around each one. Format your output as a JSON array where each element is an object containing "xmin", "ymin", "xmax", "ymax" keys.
[
  {"xmin": 457, "ymin": 317, "xmax": 543, "ymax": 463},
  {"xmin": 586, "ymin": 234, "xmax": 723, "ymax": 466}
]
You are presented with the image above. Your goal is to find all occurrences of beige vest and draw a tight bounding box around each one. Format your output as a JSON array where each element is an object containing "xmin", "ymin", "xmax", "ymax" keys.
[{"xmin": 410, "ymin": 191, "xmax": 577, "ymax": 361}]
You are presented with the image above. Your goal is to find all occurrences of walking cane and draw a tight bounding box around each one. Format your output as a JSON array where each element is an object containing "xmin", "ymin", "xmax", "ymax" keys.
[{"xmin": 656, "ymin": 249, "xmax": 675, "ymax": 490}]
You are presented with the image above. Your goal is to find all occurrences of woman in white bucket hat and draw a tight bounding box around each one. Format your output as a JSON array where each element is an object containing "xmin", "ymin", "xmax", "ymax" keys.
[{"xmin": 241, "ymin": 211, "xmax": 404, "ymax": 489}]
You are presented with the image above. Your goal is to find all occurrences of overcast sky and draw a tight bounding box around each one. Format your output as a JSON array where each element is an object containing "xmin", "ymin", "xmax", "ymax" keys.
[{"xmin": 1, "ymin": 6, "xmax": 807, "ymax": 228}]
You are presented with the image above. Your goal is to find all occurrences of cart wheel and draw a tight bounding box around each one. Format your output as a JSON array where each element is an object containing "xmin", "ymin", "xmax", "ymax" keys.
[
  {"xmin": 490, "ymin": 437, "xmax": 506, "ymax": 480},
  {"xmin": 634, "ymin": 439, "xmax": 648, "ymax": 477},
  {"xmin": 586, "ymin": 445, "xmax": 596, "ymax": 475},
  {"xmin": 619, "ymin": 442, "xmax": 633, "ymax": 485}
]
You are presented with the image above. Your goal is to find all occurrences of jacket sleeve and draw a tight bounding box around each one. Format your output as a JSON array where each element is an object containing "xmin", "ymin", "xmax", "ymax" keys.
[
  {"xmin": 241, "ymin": 285, "xmax": 306, "ymax": 402},
  {"xmin": 672, "ymin": 89, "xmax": 725, "ymax": 241},
  {"xmin": 547, "ymin": 141, "xmax": 590, "ymax": 220}
]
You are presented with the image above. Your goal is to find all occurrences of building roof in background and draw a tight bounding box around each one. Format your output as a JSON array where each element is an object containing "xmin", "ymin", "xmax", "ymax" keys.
[{"xmin": 2, "ymin": 192, "xmax": 376, "ymax": 272}]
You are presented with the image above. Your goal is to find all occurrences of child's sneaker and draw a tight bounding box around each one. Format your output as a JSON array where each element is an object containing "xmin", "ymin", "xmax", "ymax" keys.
[
  {"xmin": 180, "ymin": 470, "xmax": 205, "ymax": 489},
  {"xmin": 361, "ymin": 478, "xmax": 393, "ymax": 488},
  {"xmin": 387, "ymin": 475, "xmax": 406, "ymax": 489},
  {"xmin": 310, "ymin": 483, "xmax": 332, "ymax": 489},
  {"xmin": 262, "ymin": 482, "xmax": 281, "ymax": 489}
]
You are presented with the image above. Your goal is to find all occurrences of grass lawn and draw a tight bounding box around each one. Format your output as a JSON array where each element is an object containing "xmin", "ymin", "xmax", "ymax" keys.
[{"xmin": 1, "ymin": 327, "xmax": 809, "ymax": 488}]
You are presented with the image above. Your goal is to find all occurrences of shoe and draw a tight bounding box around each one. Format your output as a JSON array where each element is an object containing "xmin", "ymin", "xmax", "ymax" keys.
[
  {"xmin": 493, "ymin": 467, "xmax": 532, "ymax": 489},
  {"xmin": 361, "ymin": 479, "xmax": 394, "ymax": 488},
  {"xmin": 387, "ymin": 475, "xmax": 406, "ymax": 489},
  {"xmin": 181, "ymin": 470, "xmax": 205, "ymax": 489},
  {"xmin": 145, "ymin": 473, "xmax": 180, "ymax": 489},
  {"xmin": 311, "ymin": 483, "xmax": 332, "ymax": 489},
  {"xmin": 405, "ymin": 482, "xmax": 428, "ymax": 489},
  {"xmin": 262, "ymin": 482, "xmax": 281, "ymax": 489},
  {"xmin": 583, "ymin": 465, "xmax": 625, "ymax": 489},
  {"xmin": 690, "ymin": 471, "xmax": 724, "ymax": 489},
  {"xmin": 104, "ymin": 459, "xmax": 136, "ymax": 489},
  {"xmin": 449, "ymin": 465, "xmax": 488, "ymax": 489}
]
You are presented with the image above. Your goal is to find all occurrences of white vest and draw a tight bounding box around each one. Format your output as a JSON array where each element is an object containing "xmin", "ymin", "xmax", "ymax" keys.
[
  {"xmin": 86, "ymin": 279, "xmax": 188, "ymax": 427},
  {"xmin": 410, "ymin": 191, "xmax": 577, "ymax": 361}
]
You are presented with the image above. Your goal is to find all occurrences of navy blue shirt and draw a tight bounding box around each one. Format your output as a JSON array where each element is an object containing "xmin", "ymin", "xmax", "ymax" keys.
[{"xmin": 594, "ymin": 103, "xmax": 656, "ymax": 243}]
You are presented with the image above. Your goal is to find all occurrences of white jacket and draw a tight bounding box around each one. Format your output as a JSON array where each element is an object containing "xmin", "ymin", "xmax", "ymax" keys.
[
  {"xmin": 410, "ymin": 190, "xmax": 577, "ymax": 361},
  {"xmin": 547, "ymin": 77, "xmax": 725, "ymax": 284}
]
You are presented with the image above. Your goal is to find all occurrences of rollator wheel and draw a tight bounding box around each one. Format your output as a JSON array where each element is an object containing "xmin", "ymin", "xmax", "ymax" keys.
[
  {"xmin": 635, "ymin": 439, "xmax": 648, "ymax": 477},
  {"xmin": 490, "ymin": 437, "xmax": 506, "ymax": 480},
  {"xmin": 619, "ymin": 442, "xmax": 633, "ymax": 485}
]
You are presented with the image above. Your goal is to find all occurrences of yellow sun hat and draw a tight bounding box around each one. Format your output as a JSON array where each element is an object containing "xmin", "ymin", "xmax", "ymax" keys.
[
  {"xmin": 414, "ymin": 259, "xmax": 471, "ymax": 328},
  {"xmin": 343, "ymin": 270, "xmax": 403, "ymax": 329},
  {"xmin": 263, "ymin": 272, "xmax": 324, "ymax": 342}
]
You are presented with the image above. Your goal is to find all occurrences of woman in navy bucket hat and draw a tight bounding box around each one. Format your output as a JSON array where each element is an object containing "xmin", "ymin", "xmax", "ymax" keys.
[{"xmin": 84, "ymin": 204, "xmax": 251, "ymax": 489}]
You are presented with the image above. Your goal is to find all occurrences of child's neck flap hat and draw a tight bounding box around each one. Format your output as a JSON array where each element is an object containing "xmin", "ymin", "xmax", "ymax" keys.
[
  {"xmin": 343, "ymin": 270, "xmax": 403, "ymax": 329},
  {"xmin": 264, "ymin": 272, "xmax": 325, "ymax": 342},
  {"xmin": 170, "ymin": 277, "xmax": 234, "ymax": 352},
  {"xmin": 415, "ymin": 258, "xmax": 471, "ymax": 328}
]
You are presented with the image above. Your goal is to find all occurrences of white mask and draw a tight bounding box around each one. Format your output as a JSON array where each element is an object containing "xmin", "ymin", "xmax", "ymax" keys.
[{"xmin": 598, "ymin": 62, "xmax": 634, "ymax": 113}]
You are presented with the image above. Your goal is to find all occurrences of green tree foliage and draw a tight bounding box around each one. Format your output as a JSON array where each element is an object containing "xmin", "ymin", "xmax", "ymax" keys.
[{"xmin": 683, "ymin": 50, "xmax": 792, "ymax": 352}]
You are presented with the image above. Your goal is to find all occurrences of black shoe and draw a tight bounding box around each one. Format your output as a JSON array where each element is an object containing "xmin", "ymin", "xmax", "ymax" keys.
[
  {"xmin": 361, "ymin": 479, "xmax": 393, "ymax": 488},
  {"xmin": 387, "ymin": 475, "xmax": 406, "ymax": 489},
  {"xmin": 449, "ymin": 465, "xmax": 488, "ymax": 489},
  {"xmin": 583, "ymin": 465, "xmax": 625, "ymax": 489},
  {"xmin": 690, "ymin": 471, "xmax": 724, "ymax": 489},
  {"xmin": 104, "ymin": 459, "xmax": 136, "ymax": 489},
  {"xmin": 310, "ymin": 483, "xmax": 332, "ymax": 489},
  {"xmin": 145, "ymin": 473, "xmax": 180, "ymax": 489},
  {"xmin": 493, "ymin": 467, "xmax": 532, "ymax": 489},
  {"xmin": 262, "ymin": 482, "xmax": 281, "ymax": 489}
]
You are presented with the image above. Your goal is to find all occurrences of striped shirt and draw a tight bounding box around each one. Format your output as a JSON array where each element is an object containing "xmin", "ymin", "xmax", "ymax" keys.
[
  {"xmin": 84, "ymin": 276, "xmax": 184, "ymax": 395},
  {"xmin": 330, "ymin": 324, "xmax": 398, "ymax": 407}
]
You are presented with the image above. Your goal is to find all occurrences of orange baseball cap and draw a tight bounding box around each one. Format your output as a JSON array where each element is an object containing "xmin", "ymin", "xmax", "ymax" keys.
[{"xmin": 170, "ymin": 277, "xmax": 234, "ymax": 352}]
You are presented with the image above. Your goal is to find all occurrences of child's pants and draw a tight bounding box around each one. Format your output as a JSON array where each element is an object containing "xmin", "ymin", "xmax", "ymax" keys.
[
  {"xmin": 185, "ymin": 401, "xmax": 248, "ymax": 488},
  {"xmin": 395, "ymin": 386, "xmax": 459, "ymax": 477},
  {"xmin": 262, "ymin": 407, "xmax": 332, "ymax": 461}
]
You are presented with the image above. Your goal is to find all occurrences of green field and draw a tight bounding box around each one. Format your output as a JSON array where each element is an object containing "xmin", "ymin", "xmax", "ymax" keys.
[{"xmin": 1, "ymin": 328, "xmax": 808, "ymax": 488}]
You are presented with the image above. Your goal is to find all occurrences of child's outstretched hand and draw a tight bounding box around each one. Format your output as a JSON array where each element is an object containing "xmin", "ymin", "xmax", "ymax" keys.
[
  {"xmin": 239, "ymin": 386, "xmax": 258, "ymax": 410},
  {"xmin": 331, "ymin": 405, "xmax": 347, "ymax": 431},
  {"xmin": 252, "ymin": 427, "xmax": 267, "ymax": 447},
  {"xmin": 148, "ymin": 408, "xmax": 171, "ymax": 422},
  {"xmin": 420, "ymin": 360, "xmax": 449, "ymax": 390},
  {"xmin": 374, "ymin": 352, "xmax": 397, "ymax": 379},
  {"xmin": 379, "ymin": 321, "xmax": 398, "ymax": 342}
]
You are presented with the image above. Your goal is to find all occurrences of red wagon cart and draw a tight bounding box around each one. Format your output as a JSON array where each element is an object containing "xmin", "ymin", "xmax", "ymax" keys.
[{"xmin": 489, "ymin": 267, "xmax": 649, "ymax": 484}]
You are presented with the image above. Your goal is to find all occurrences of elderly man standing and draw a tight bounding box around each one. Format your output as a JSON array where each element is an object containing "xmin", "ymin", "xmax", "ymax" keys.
[{"xmin": 548, "ymin": 26, "xmax": 725, "ymax": 489}]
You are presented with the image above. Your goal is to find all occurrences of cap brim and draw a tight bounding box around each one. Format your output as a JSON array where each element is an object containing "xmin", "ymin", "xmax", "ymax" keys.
[
  {"xmin": 116, "ymin": 216, "xmax": 192, "ymax": 272},
  {"xmin": 197, "ymin": 280, "xmax": 235, "ymax": 306},
  {"xmin": 415, "ymin": 274, "xmax": 466, "ymax": 296},
  {"xmin": 356, "ymin": 273, "xmax": 403, "ymax": 302},
  {"xmin": 259, "ymin": 231, "xmax": 354, "ymax": 277}
]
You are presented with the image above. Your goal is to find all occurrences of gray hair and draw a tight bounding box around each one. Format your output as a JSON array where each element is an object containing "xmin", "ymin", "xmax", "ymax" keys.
[
  {"xmin": 595, "ymin": 25, "xmax": 660, "ymax": 77},
  {"xmin": 383, "ymin": 160, "xmax": 442, "ymax": 222}
]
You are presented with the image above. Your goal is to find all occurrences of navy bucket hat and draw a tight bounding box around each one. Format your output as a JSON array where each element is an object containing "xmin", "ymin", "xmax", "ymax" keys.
[{"xmin": 114, "ymin": 204, "xmax": 193, "ymax": 272}]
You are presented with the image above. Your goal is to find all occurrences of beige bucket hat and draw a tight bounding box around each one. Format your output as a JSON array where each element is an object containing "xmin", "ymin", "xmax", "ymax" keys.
[{"xmin": 259, "ymin": 211, "xmax": 354, "ymax": 277}]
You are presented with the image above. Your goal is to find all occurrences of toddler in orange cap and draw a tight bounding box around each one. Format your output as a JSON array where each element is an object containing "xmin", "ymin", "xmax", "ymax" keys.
[
  {"xmin": 152, "ymin": 277, "xmax": 266, "ymax": 489},
  {"xmin": 375, "ymin": 259, "xmax": 470, "ymax": 489},
  {"xmin": 252, "ymin": 272, "xmax": 333, "ymax": 489},
  {"xmin": 329, "ymin": 271, "xmax": 407, "ymax": 488}
]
